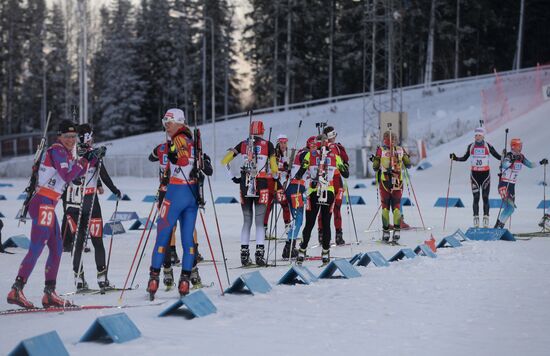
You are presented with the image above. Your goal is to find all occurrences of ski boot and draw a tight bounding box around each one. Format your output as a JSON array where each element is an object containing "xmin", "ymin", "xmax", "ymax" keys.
[
  {"xmin": 240, "ymin": 245, "xmax": 252, "ymax": 266},
  {"xmin": 483, "ymin": 215, "xmax": 490, "ymax": 228},
  {"xmin": 190, "ymin": 266, "xmax": 203, "ymax": 288},
  {"xmin": 473, "ymin": 215, "xmax": 480, "ymax": 228},
  {"xmin": 255, "ymin": 245, "xmax": 266, "ymax": 266},
  {"xmin": 321, "ymin": 249, "xmax": 330, "ymax": 266},
  {"xmin": 74, "ymin": 270, "xmax": 88, "ymax": 291},
  {"xmin": 97, "ymin": 268, "xmax": 110, "ymax": 293},
  {"xmin": 42, "ymin": 281, "xmax": 75, "ymax": 308},
  {"xmin": 195, "ymin": 243, "xmax": 204, "ymax": 263},
  {"xmin": 494, "ymin": 220, "xmax": 505, "ymax": 229},
  {"xmin": 163, "ymin": 267, "xmax": 174, "ymax": 289},
  {"xmin": 382, "ymin": 229, "xmax": 391, "ymax": 243},
  {"xmin": 392, "ymin": 229, "xmax": 401, "ymax": 244},
  {"xmin": 282, "ymin": 240, "xmax": 298, "ymax": 259},
  {"xmin": 146, "ymin": 268, "xmax": 160, "ymax": 301},
  {"xmin": 335, "ymin": 229, "xmax": 345, "ymax": 246},
  {"xmin": 178, "ymin": 272, "xmax": 191, "ymax": 297},
  {"xmin": 400, "ymin": 219, "xmax": 410, "ymax": 230},
  {"xmin": 539, "ymin": 214, "xmax": 550, "ymax": 230},
  {"xmin": 296, "ymin": 248, "xmax": 307, "ymax": 265},
  {"xmin": 7, "ymin": 277, "xmax": 35, "ymax": 309}
]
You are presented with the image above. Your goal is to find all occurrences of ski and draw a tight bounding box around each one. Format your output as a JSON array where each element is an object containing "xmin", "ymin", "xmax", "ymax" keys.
[
  {"xmin": 229, "ymin": 263, "xmax": 277, "ymax": 270},
  {"xmin": 0, "ymin": 301, "xmax": 166, "ymax": 317},
  {"xmin": 514, "ymin": 231, "xmax": 550, "ymax": 240},
  {"xmin": 374, "ymin": 240, "xmax": 404, "ymax": 246},
  {"xmin": 191, "ymin": 281, "xmax": 215, "ymax": 290},
  {"xmin": 61, "ymin": 285, "xmax": 139, "ymax": 297},
  {"xmin": 364, "ymin": 226, "xmax": 431, "ymax": 233}
]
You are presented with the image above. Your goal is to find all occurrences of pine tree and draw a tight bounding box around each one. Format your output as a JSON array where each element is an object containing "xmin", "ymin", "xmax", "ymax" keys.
[
  {"xmin": 45, "ymin": 2, "xmax": 71, "ymax": 124},
  {"xmin": 95, "ymin": 0, "xmax": 146, "ymax": 139}
]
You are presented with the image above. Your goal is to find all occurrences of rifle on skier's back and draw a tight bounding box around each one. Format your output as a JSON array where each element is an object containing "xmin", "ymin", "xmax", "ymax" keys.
[
  {"xmin": 19, "ymin": 112, "xmax": 52, "ymax": 223},
  {"xmin": 244, "ymin": 110, "xmax": 258, "ymax": 197}
]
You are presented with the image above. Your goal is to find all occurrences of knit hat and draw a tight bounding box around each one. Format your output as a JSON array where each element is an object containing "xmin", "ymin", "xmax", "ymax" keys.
[
  {"xmin": 474, "ymin": 127, "xmax": 486, "ymax": 137},
  {"xmin": 57, "ymin": 120, "xmax": 78, "ymax": 135},
  {"xmin": 162, "ymin": 108, "xmax": 186, "ymax": 127}
]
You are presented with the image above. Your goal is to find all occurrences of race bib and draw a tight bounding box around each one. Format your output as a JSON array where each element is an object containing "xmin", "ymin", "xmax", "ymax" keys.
[
  {"xmin": 38, "ymin": 205, "xmax": 55, "ymax": 227},
  {"xmin": 89, "ymin": 218, "xmax": 103, "ymax": 238},
  {"xmin": 259, "ymin": 189, "xmax": 269, "ymax": 205}
]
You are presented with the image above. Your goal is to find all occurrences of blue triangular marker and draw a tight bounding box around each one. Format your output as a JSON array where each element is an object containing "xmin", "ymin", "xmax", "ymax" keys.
[
  {"xmin": 357, "ymin": 251, "xmax": 390, "ymax": 267},
  {"xmin": 225, "ymin": 271, "xmax": 272, "ymax": 295},
  {"xmin": 278, "ymin": 265, "xmax": 318, "ymax": 285},
  {"xmin": 80, "ymin": 313, "xmax": 141, "ymax": 344},
  {"xmin": 436, "ymin": 235, "xmax": 462, "ymax": 248},
  {"xmin": 318, "ymin": 259, "xmax": 361, "ymax": 279},
  {"xmin": 414, "ymin": 244, "xmax": 437, "ymax": 258},
  {"xmin": 158, "ymin": 290, "xmax": 217, "ymax": 318},
  {"xmin": 388, "ymin": 248, "xmax": 417, "ymax": 262},
  {"xmin": 9, "ymin": 331, "xmax": 69, "ymax": 356},
  {"xmin": 465, "ymin": 228, "xmax": 515, "ymax": 241}
]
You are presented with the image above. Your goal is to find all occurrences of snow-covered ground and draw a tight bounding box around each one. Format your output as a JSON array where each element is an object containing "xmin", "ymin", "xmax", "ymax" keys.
[{"xmin": 0, "ymin": 100, "xmax": 549, "ymax": 355}]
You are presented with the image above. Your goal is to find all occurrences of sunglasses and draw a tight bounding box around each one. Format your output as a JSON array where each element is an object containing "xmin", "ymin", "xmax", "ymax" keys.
[{"xmin": 60, "ymin": 133, "xmax": 78, "ymax": 139}]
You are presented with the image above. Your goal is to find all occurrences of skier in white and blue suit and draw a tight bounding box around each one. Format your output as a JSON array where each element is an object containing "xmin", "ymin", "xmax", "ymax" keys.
[{"xmin": 146, "ymin": 108, "xmax": 212, "ymax": 300}]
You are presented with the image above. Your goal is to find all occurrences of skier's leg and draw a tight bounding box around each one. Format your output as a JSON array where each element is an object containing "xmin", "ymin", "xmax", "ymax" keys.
[
  {"xmin": 321, "ymin": 192, "xmax": 335, "ymax": 250},
  {"xmin": 391, "ymin": 190, "xmax": 402, "ymax": 242},
  {"xmin": 300, "ymin": 194, "xmax": 321, "ymax": 249},
  {"xmin": 481, "ymin": 172, "xmax": 491, "ymax": 217},
  {"xmin": 254, "ymin": 200, "xmax": 268, "ymax": 265},
  {"xmin": 240, "ymin": 197, "xmax": 253, "ymax": 245},
  {"xmin": 89, "ymin": 197, "xmax": 106, "ymax": 271},
  {"xmin": 151, "ymin": 188, "xmax": 183, "ymax": 270},
  {"xmin": 44, "ymin": 216, "xmax": 62, "ymax": 281},
  {"xmin": 471, "ymin": 173, "xmax": 481, "ymax": 217}
]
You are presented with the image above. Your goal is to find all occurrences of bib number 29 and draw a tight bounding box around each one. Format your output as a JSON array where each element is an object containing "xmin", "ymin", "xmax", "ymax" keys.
[{"xmin": 38, "ymin": 205, "xmax": 55, "ymax": 227}]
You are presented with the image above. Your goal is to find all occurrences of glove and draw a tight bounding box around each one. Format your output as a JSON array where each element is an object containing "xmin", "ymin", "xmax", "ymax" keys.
[
  {"xmin": 450, "ymin": 153, "xmax": 456, "ymax": 160},
  {"xmin": 113, "ymin": 188, "xmax": 122, "ymax": 200},
  {"xmin": 540, "ymin": 158, "xmax": 548, "ymax": 165},
  {"xmin": 167, "ymin": 146, "xmax": 178, "ymax": 164},
  {"xmin": 83, "ymin": 146, "xmax": 107, "ymax": 161},
  {"xmin": 202, "ymin": 153, "xmax": 213, "ymax": 176},
  {"xmin": 369, "ymin": 154, "xmax": 375, "ymax": 162},
  {"xmin": 77, "ymin": 143, "xmax": 89, "ymax": 157},
  {"xmin": 232, "ymin": 177, "xmax": 241, "ymax": 184}
]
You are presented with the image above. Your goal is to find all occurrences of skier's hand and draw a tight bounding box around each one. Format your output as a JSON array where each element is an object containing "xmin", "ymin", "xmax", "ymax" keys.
[
  {"xmin": 113, "ymin": 188, "xmax": 122, "ymax": 200},
  {"xmin": 369, "ymin": 154, "xmax": 375, "ymax": 162},
  {"xmin": 167, "ymin": 146, "xmax": 178, "ymax": 164},
  {"xmin": 83, "ymin": 146, "xmax": 107, "ymax": 161},
  {"xmin": 232, "ymin": 177, "xmax": 241, "ymax": 184},
  {"xmin": 450, "ymin": 153, "xmax": 456, "ymax": 160},
  {"xmin": 77, "ymin": 143, "xmax": 89, "ymax": 157},
  {"xmin": 540, "ymin": 158, "xmax": 548, "ymax": 165},
  {"xmin": 202, "ymin": 154, "xmax": 213, "ymax": 176}
]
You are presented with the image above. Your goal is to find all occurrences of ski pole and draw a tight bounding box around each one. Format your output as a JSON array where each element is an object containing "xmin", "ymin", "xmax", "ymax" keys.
[
  {"xmin": 366, "ymin": 203, "xmax": 382, "ymax": 231},
  {"xmin": 496, "ymin": 129, "xmax": 510, "ymax": 223},
  {"xmin": 198, "ymin": 210, "xmax": 225, "ymax": 295},
  {"xmin": 343, "ymin": 179, "xmax": 359, "ymax": 244},
  {"xmin": 119, "ymin": 200, "xmax": 156, "ymax": 302},
  {"xmin": 443, "ymin": 158, "xmax": 453, "ymax": 231},
  {"xmin": 544, "ymin": 162, "xmax": 547, "ymax": 220},
  {"xmin": 404, "ymin": 166, "xmax": 426, "ymax": 230},
  {"xmin": 105, "ymin": 198, "xmax": 120, "ymax": 278},
  {"xmin": 207, "ymin": 177, "xmax": 230, "ymax": 284},
  {"xmin": 129, "ymin": 208, "xmax": 157, "ymax": 289}
]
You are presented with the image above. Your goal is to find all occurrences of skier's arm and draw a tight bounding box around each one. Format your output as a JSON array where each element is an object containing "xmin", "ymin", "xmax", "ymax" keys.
[
  {"xmin": 148, "ymin": 145, "xmax": 160, "ymax": 162},
  {"xmin": 336, "ymin": 155, "xmax": 349, "ymax": 178},
  {"xmin": 487, "ymin": 143, "xmax": 502, "ymax": 160},
  {"xmin": 402, "ymin": 152, "xmax": 412, "ymax": 169},
  {"xmin": 267, "ymin": 141, "xmax": 278, "ymax": 175},
  {"xmin": 522, "ymin": 156, "xmax": 537, "ymax": 169},
  {"xmin": 99, "ymin": 164, "xmax": 121, "ymax": 196},
  {"xmin": 168, "ymin": 135, "xmax": 190, "ymax": 166},
  {"xmin": 453, "ymin": 144, "xmax": 471, "ymax": 161},
  {"xmin": 372, "ymin": 147, "xmax": 381, "ymax": 171},
  {"xmin": 221, "ymin": 143, "xmax": 241, "ymax": 165},
  {"xmin": 50, "ymin": 146, "xmax": 88, "ymax": 182},
  {"xmin": 337, "ymin": 144, "xmax": 349, "ymax": 163},
  {"xmin": 293, "ymin": 152, "xmax": 311, "ymax": 180}
]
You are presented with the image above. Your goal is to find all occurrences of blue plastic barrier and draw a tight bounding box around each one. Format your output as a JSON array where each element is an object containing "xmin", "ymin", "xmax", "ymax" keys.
[
  {"xmin": 537, "ymin": 200, "xmax": 550, "ymax": 209},
  {"xmin": 225, "ymin": 271, "xmax": 272, "ymax": 295},
  {"xmin": 80, "ymin": 313, "xmax": 141, "ymax": 344},
  {"xmin": 129, "ymin": 218, "xmax": 155, "ymax": 230},
  {"xmin": 356, "ymin": 251, "xmax": 390, "ymax": 267},
  {"xmin": 103, "ymin": 221, "xmax": 126, "ymax": 236},
  {"xmin": 348, "ymin": 253, "xmax": 363, "ymax": 265},
  {"xmin": 142, "ymin": 195, "xmax": 157, "ymax": 202},
  {"xmin": 110, "ymin": 211, "xmax": 139, "ymax": 221},
  {"xmin": 414, "ymin": 245, "xmax": 437, "ymax": 258},
  {"xmin": 318, "ymin": 259, "xmax": 361, "ymax": 279},
  {"xmin": 343, "ymin": 195, "xmax": 366, "ymax": 205},
  {"xmin": 0, "ymin": 211, "xmax": 5, "ymax": 218},
  {"xmin": 388, "ymin": 248, "xmax": 417, "ymax": 262},
  {"xmin": 489, "ymin": 198, "xmax": 504, "ymax": 209},
  {"xmin": 0, "ymin": 183, "xmax": 14, "ymax": 187},
  {"xmin": 2, "ymin": 235, "xmax": 30, "ymax": 250},
  {"xmin": 434, "ymin": 197, "xmax": 464, "ymax": 208},
  {"xmin": 215, "ymin": 196, "xmax": 239, "ymax": 204},
  {"xmin": 465, "ymin": 228, "xmax": 515, "ymax": 241},
  {"xmin": 353, "ymin": 183, "xmax": 367, "ymax": 189},
  {"xmin": 0, "ymin": 194, "xmax": 6, "ymax": 200},
  {"xmin": 416, "ymin": 161, "xmax": 432, "ymax": 171},
  {"xmin": 8, "ymin": 331, "xmax": 69, "ymax": 356},
  {"xmin": 401, "ymin": 197, "xmax": 413, "ymax": 206},
  {"xmin": 436, "ymin": 235, "xmax": 462, "ymax": 248},
  {"xmin": 278, "ymin": 265, "xmax": 318, "ymax": 285},
  {"xmin": 17, "ymin": 194, "xmax": 26, "ymax": 200},
  {"xmin": 158, "ymin": 290, "xmax": 217, "ymax": 318},
  {"xmin": 108, "ymin": 193, "xmax": 131, "ymax": 201}
]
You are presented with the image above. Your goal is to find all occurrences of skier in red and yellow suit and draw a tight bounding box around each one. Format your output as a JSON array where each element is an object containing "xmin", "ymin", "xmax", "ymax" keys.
[{"xmin": 373, "ymin": 131, "xmax": 411, "ymax": 244}]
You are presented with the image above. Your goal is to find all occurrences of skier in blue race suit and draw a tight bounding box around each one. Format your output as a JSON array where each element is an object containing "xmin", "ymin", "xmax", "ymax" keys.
[{"xmin": 146, "ymin": 108, "xmax": 212, "ymax": 300}]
